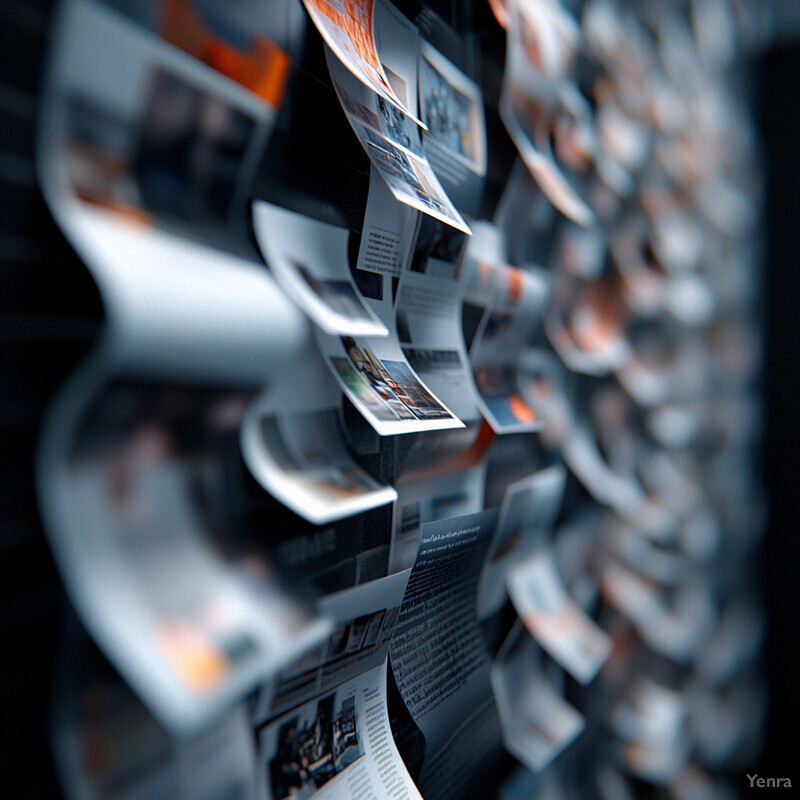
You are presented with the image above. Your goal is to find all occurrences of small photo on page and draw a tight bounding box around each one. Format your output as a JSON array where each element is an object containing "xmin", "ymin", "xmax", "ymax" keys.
[
  {"xmin": 252, "ymin": 201, "xmax": 387, "ymax": 338},
  {"xmin": 419, "ymin": 43, "xmax": 487, "ymax": 175},
  {"xmin": 258, "ymin": 664, "xmax": 423, "ymax": 800},
  {"xmin": 333, "ymin": 336, "xmax": 460, "ymax": 424},
  {"xmin": 262, "ymin": 690, "xmax": 364, "ymax": 799}
]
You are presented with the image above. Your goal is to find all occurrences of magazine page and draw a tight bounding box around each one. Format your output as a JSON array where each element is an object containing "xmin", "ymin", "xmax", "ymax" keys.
[
  {"xmin": 326, "ymin": 49, "xmax": 471, "ymax": 234},
  {"xmin": 390, "ymin": 463, "xmax": 486, "ymax": 574},
  {"xmin": 463, "ymin": 254, "xmax": 549, "ymax": 433},
  {"xmin": 477, "ymin": 464, "xmax": 566, "ymax": 620},
  {"xmin": 395, "ymin": 217, "xmax": 479, "ymax": 423},
  {"xmin": 39, "ymin": 0, "xmax": 281, "ymax": 249},
  {"xmin": 357, "ymin": 168, "xmax": 421, "ymax": 279},
  {"xmin": 299, "ymin": 0, "xmax": 422, "ymax": 125},
  {"xmin": 54, "ymin": 461, "xmax": 332, "ymax": 732},
  {"xmin": 313, "ymin": 170, "xmax": 465, "ymax": 436},
  {"xmin": 499, "ymin": 0, "xmax": 594, "ymax": 227},
  {"xmin": 506, "ymin": 550, "xmax": 611, "ymax": 685},
  {"xmin": 252, "ymin": 201, "xmax": 388, "ymax": 338},
  {"xmin": 254, "ymin": 569, "xmax": 411, "ymax": 722},
  {"xmin": 491, "ymin": 622, "xmax": 584, "ymax": 772},
  {"xmin": 240, "ymin": 404, "xmax": 396, "ymax": 525},
  {"xmin": 255, "ymin": 662, "xmax": 423, "ymax": 800},
  {"xmin": 55, "ymin": 634, "xmax": 263, "ymax": 800},
  {"xmin": 390, "ymin": 508, "xmax": 499, "ymax": 759},
  {"xmin": 418, "ymin": 40, "xmax": 487, "ymax": 214}
]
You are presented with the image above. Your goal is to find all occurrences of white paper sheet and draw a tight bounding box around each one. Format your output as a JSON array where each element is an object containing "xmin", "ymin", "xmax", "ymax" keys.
[{"xmin": 252, "ymin": 201, "xmax": 388, "ymax": 338}]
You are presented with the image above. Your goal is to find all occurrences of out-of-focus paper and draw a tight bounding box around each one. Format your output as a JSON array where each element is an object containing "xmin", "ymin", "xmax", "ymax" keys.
[
  {"xmin": 600, "ymin": 560, "xmax": 715, "ymax": 663},
  {"xmin": 506, "ymin": 550, "xmax": 611, "ymax": 684},
  {"xmin": 491, "ymin": 623, "xmax": 585, "ymax": 772},
  {"xmin": 463, "ymin": 253, "xmax": 549, "ymax": 433},
  {"xmin": 240, "ymin": 406, "xmax": 396, "ymax": 525},
  {"xmin": 611, "ymin": 678, "xmax": 690, "ymax": 785},
  {"xmin": 52, "ymin": 457, "xmax": 331, "ymax": 732},
  {"xmin": 55, "ymin": 634, "xmax": 262, "ymax": 800},
  {"xmin": 256, "ymin": 662, "xmax": 422, "ymax": 800},
  {"xmin": 252, "ymin": 201, "xmax": 388, "ymax": 338},
  {"xmin": 500, "ymin": 0, "xmax": 595, "ymax": 226},
  {"xmin": 477, "ymin": 465, "xmax": 567, "ymax": 619},
  {"xmin": 546, "ymin": 272, "xmax": 630, "ymax": 376}
]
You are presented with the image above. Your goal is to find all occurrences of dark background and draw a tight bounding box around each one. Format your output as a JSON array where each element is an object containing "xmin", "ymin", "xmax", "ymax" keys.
[{"xmin": 758, "ymin": 43, "xmax": 800, "ymax": 781}]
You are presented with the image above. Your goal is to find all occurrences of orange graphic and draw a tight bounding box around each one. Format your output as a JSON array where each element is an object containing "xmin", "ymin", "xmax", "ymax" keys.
[{"xmin": 161, "ymin": 0, "xmax": 290, "ymax": 108}]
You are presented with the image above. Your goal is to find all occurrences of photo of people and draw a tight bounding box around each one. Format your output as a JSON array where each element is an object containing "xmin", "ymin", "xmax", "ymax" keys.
[
  {"xmin": 265, "ymin": 690, "xmax": 364, "ymax": 800},
  {"xmin": 329, "ymin": 356, "xmax": 415, "ymax": 422},
  {"xmin": 377, "ymin": 94, "xmax": 417, "ymax": 153},
  {"xmin": 339, "ymin": 337, "xmax": 455, "ymax": 421}
]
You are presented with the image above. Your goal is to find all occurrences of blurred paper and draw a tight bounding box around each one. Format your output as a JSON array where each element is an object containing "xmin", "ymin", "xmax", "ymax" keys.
[
  {"xmin": 506, "ymin": 551, "xmax": 611, "ymax": 684},
  {"xmin": 55, "ymin": 634, "xmax": 262, "ymax": 800},
  {"xmin": 464, "ymin": 254, "xmax": 549, "ymax": 433},
  {"xmin": 241, "ymin": 406, "xmax": 396, "ymax": 525},
  {"xmin": 477, "ymin": 465, "xmax": 566, "ymax": 619},
  {"xmin": 546, "ymin": 273, "xmax": 630, "ymax": 376},
  {"xmin": 600, "ymin": 560, "xmax": 715, "ymax": 663},
  {"xmin": 491, "ymin": 623, "xmax": 585, "ymax": 772},
  {"xmin": 500, "ymin": 0, "xmax": 594, "ymax": 226},
  {"xmin": 57, "ymin": 461, "xmax": 331, "ymax": 732},
  {"xmin": 611, "ymin": 678, "xmax": 690, "ymax": 785}
]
